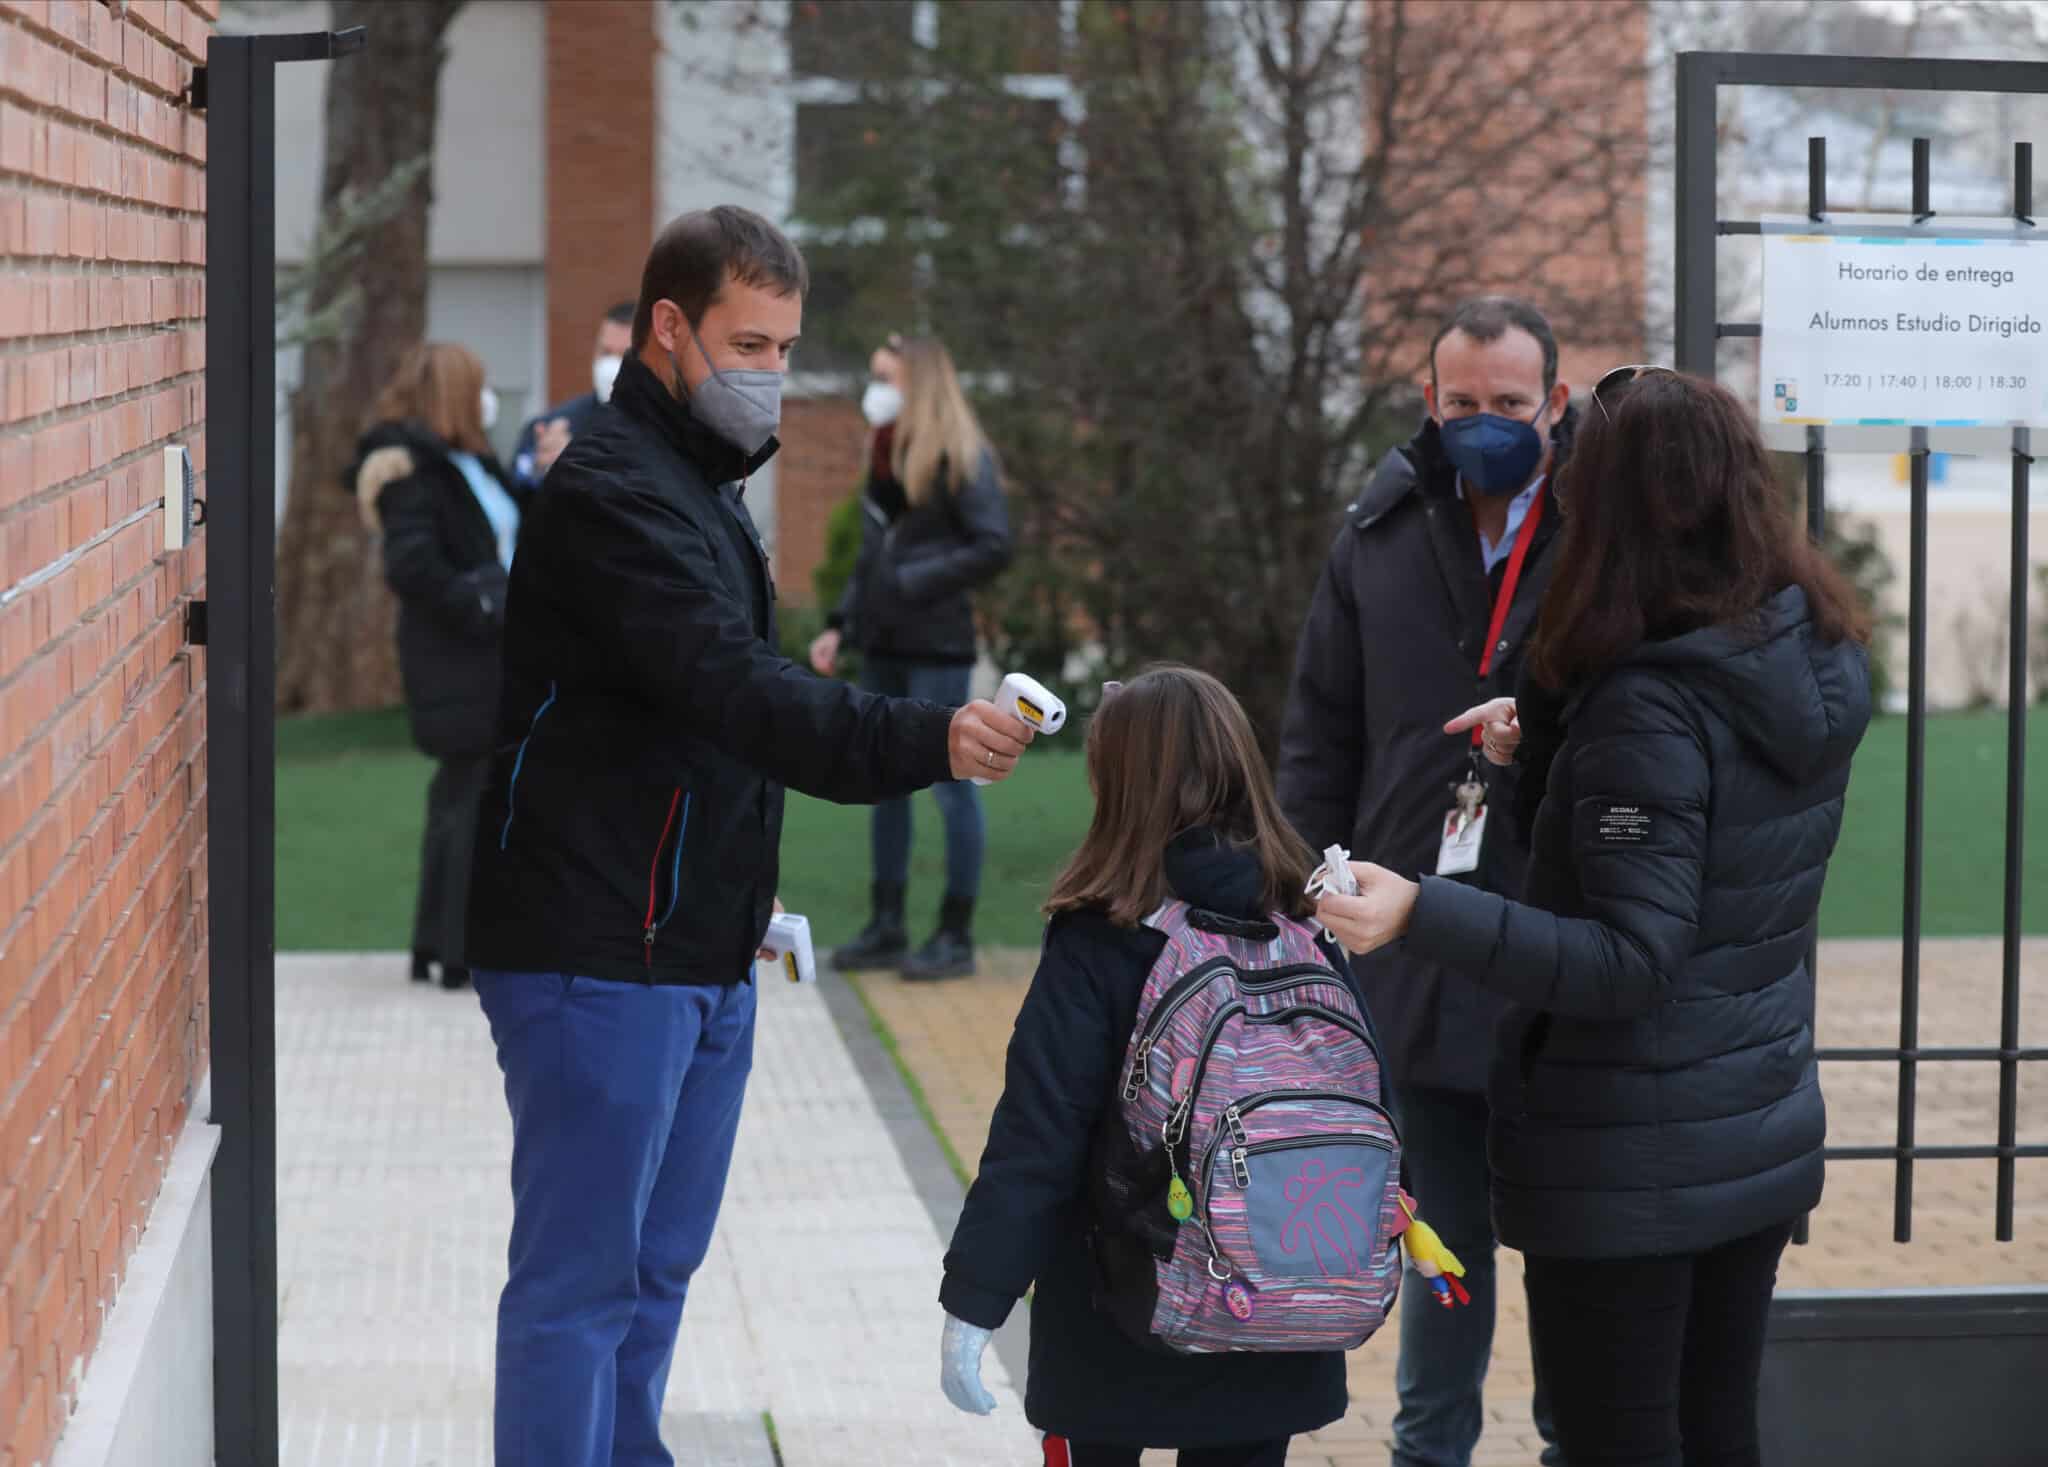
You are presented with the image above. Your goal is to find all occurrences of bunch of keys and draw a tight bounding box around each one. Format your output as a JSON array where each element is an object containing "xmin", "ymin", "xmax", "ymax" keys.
[{"xmin": 1305, "ymin": 844, "xmax": 1360, "ymax": 901}]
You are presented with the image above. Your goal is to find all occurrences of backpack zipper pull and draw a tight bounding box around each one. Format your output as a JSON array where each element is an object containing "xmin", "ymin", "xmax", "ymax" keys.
[
  {"xmin": 1167, "ymin": 1171, "xmax": 1194, "ymax": 1222},
  {"xmin": 1224, "ymin": 1105, "xmax": 1247, "ymax": 1145},
  {"xmin": 1123, "ymin": 1042, "xmax": 1152, "ymax": 1100},
  {"xmin": 1232, "ymin": 1147, "xmax": 1251, "ymax": 1189}
]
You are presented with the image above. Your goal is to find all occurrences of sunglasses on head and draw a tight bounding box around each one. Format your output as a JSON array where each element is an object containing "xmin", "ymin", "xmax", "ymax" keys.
[{"xmin": 1591, "ymin": 363, "xmax": 1678, "ymax": 422}]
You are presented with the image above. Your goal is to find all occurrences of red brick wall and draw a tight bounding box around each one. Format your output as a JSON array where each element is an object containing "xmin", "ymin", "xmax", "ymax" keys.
[
  {"xmin": 773, "ymin": 395, "xmax": 863, "ymax": 608},
  {"xmin": 544, "ymin": 0, "xmax": 654, "ymax": 406},
  {"xmin": 0, "ymin": 1, "xmax": 215, "ymax": 1461},
  {"xmin": 1363, "ymin": 0, "xmax": 1649, "ymax": 391}
]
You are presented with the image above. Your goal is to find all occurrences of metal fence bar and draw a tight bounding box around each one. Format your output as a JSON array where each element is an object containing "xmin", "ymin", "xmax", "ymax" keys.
[
  {"xmin": 2001, "ymin": 140, "xmax": 2038, "ymax": 1242},
  {"xmin": 1897, "ymin": 425, "xmax": 1931, "ymax": 1244},
  {"xmin": 1912, "ymin": 137, "xmax": 1934, "ymax": 222},
  {"xmin": 203, "ymin": 39, "xmax": 277, "ymax": 1465},
  {"xmin": 1832, "ymin": 1145, "xmax": 2048, "ymax": 1162},
  {"xmin": 1674, "ymin": 54, "xmax": 1721, "ymax": 377},
  {"xmin": 1999, "ymin": 421, "xmax": 2031, "ymax": 1242},
  {"xmin": 1820, "ymin": 1047, "xmax": 2048, "ymax": 1063}
]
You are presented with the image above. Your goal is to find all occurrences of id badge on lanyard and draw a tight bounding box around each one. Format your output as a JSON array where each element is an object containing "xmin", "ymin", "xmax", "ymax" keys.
[{"xmin": 1437, "ymin": 486, "xmax": 1545, "ymax": 876}]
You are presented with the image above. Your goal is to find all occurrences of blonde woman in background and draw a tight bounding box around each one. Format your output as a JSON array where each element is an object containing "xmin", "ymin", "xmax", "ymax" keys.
[
  {"xmin": 811, "ymin": 336, "xmax": 1014, "ymax": 980},
  {"xmin": 345, "ymin": 341, "xmax": 525, "ymax": 990}
]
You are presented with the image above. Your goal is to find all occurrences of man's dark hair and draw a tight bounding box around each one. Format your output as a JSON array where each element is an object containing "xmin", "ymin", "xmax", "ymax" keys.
[
  {"xmin": 605, "ymin": 300, "xmax": 636, "ymax": 327},
  {"xmin": 632, "ymin": 206, "xmax": 809, "ymax": 349},
  {"xmin": 1429, "ymin": 296, "xmax": 1559, "ymax": 391}
]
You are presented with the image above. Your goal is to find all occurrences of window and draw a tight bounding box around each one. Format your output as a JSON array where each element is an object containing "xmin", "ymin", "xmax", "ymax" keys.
[
  {"xmin": 935, "ymin": 0, "xmax": 1065, "ymax": 75},
  {"xmin": 789, "ymin": 0, "xmax": 915, "ymax": 80}
]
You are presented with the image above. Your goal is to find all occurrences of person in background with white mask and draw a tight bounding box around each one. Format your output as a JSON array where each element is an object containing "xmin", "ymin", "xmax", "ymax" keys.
[
  {"xmin": 510, "ymin": 298, "xmax": 636, "ymax": 492},
  {"xmin": 811, "ymin": 334, "xmax": 1015, "ymax": 981},
  {"xmin": 344, "ymin": 340, "xmax": 526, "ymax": 990},
  {"xmin": 464, "ymin": 208, "xmax": 1036, "ymax": 1467}
]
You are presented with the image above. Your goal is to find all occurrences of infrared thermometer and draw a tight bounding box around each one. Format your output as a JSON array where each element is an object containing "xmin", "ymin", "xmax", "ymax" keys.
[
  {"xmin": 757, "ymin": 911, "xmax": 816, "ymax": 984},
  {"xmin": 972, "ymin": 672, "xmax": 1067, "ymax": 785}
]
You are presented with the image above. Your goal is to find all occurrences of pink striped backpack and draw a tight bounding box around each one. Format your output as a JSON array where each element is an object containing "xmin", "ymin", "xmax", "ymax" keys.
[{"xmin": 1089, "ymin": 900, "xmax": 1403, "ymax": 1354}]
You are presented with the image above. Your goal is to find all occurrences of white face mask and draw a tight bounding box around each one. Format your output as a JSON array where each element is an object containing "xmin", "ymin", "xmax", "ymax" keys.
[
  {"xmin": 861, "ymin": 380, "xmax": 903, "ymax": 428},
  {"xmin": 592, "ymin": 353, "xmax": 623, "ymax": 403},
  {"xmin": 479, "ymin": 386, "xmax": 500, "ymax": 431}
]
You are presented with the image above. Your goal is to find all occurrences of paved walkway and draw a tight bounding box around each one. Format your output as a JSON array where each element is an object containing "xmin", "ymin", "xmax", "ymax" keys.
[
  {"xmin": 275, "ymin": 955, "xmax": 1040, "ymax": 1467},
  {"xmin": 856, "ymin": 937, "xmax": 2048, "ymax": 1467}
]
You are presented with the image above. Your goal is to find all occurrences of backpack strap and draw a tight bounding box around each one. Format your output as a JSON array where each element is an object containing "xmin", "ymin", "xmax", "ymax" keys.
[{"xmin": 1141, "ymin": 899, "xmax": 1192, "ymax": 937}]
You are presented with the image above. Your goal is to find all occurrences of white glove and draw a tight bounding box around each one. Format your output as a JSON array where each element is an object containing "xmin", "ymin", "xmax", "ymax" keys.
[{"xmin": 940, "ymin": 1312, "xmax": 997, "ymax": 1415}]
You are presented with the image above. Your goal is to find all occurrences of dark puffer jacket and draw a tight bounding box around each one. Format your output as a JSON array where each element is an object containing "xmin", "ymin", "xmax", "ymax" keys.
[
  {"xmin": 1405, "ymin": 586, "xmax": 1870, "ymax": 1259},
  {"xmin": 346, "ymin": 421, "xmax": 523, "ymax": 758},
  {"xmin": 1278, "ymin": 411, "xmax": 1573, "ymax": 1094},
  {"xmin": 829, "ymin": 439, "xmax": 1011, "ymax": 666}
]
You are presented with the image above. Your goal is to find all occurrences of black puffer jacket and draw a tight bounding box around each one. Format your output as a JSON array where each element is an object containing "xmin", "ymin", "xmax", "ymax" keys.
[
  {"xmin": 829, "ymin": 440, "xmax": 1011, "ymax": 666},
  {"xmin": 942, "ymin": 831, "xmax": 1355, "ymax": 1449},
  {"xmin": 465, "ymin": 355, "xmax": 957, "ymax": 986},
  {"xmin": 1277, "ymin": 412, "xmax": 1572, "ymax": 1093},
  {"xmin": 1405, "ymin": 587, "xmax": 1871, "ymax": 1259},
  {"xmin": 346, "ymin": 421, "xmax": 522, "ymax": 758}
]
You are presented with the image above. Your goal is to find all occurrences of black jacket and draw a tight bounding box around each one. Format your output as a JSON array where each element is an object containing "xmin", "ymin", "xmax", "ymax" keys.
[
  {"xmin": 1276, "ymin": 412, "xmax": 1572, "ymax": 1093},
  {"xmin": 941, "ymin": 832, "xmax": 1354, "ymax": 1449},
  {"xmin": 829, "ymin": 441, "xmax": 1012, "ymax": 666},
  {"xmin": 510, "ymin": 390, "xmax": 605, "ymax": 493},
  {"xmin": 347, "ymin": 421, "xmax": 522, "ymax": 758},
  {"xmin": 1407, "ymin": 587, "xmax": 1871, "ymax": 1258},
  {"xmin": 465, "ymin": 355, "xmax": 958, "ymax": 986}
]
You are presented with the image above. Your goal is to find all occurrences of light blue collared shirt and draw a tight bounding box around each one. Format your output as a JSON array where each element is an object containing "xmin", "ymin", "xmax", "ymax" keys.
[
  {"xmin": 1466, "ymin": 475, "xmax": 1546, "ymax": 573},
  {"xmin": 449, "ymin": 451, "xmax": 521, "ymax": 570}
]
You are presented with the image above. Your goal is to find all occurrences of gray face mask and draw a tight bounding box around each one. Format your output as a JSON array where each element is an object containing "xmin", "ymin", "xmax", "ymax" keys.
[{"xmin": 667, "ymin": 326, "xmax": 781, "ymax": 457}]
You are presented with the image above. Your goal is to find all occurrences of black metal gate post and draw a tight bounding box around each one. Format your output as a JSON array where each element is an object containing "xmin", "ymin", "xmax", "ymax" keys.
[
  {"xmin": 200, "ymin": 27, "xmax": 363, "ymax": 1467},
  {"xmin": 1674, "ymin": 50, "xmax": 2048, "ymax": 1466}
]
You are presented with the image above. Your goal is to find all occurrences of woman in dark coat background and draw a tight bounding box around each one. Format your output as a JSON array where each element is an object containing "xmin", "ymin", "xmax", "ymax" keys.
[
  {"xmin": 348, "ymin": 341, "xmax": 525, "ymax": 990},
  {"xmin": 1316, "ymin": 368, "xmax": 1872, "ymax": 1467},
  {"xmin": 809, "ymin": 335, "xmax": 1014, "ymax": 981}
]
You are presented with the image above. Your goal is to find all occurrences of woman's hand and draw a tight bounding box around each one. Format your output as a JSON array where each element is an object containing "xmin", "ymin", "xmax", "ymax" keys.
[
  {"xmin": 1445, "ymin": 697, "xmax": 1520, "ymax": 768},
  {"xmin": 1315, "ymin": 862, "xmax": 1420, "ymax": 955},
  {"xmin": 940, "ymin": 1313, "xmax": 997, "ymax": 1415},
  {"xmin": 808, "ymin": 628, "xmax": 842, "ymax": 677}
]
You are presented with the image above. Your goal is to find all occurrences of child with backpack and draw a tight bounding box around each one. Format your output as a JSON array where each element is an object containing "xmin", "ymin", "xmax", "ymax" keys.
[{"xmin": 938, "ymin": 666, "xmax": 1410, "ymax": 1467}]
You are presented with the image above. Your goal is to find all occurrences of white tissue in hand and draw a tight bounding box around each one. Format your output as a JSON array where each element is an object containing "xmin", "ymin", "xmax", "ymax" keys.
[{"xmin": 1308, "ymin": 844, "xmax": 1360, "ymax": 899}]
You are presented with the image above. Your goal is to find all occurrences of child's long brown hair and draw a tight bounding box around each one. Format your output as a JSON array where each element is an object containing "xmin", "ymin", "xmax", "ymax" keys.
[{"xmin": 1046, "ymin": 666, "xmax": 1316, "ymax": 926}]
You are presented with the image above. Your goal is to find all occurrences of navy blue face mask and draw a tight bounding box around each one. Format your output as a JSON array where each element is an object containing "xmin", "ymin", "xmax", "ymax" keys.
[{"xmin": 1438, "ymin": 397, "xmax": 1552, "ymax": 496}]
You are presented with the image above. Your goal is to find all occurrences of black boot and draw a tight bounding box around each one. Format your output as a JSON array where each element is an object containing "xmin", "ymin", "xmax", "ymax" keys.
[
  {"xmin": 410, "ymin": 950, "xmax": 435, "ymax": 983},
  {"xmin": 901, "ymin": 894, "xmax": 976, "ymax": 982},
  {"xmin": 439, "ymin": 964, "xmax": 471, "ymax": 991},
  {"xmin": 831, "ymin": 881, "xmax": 909, "ymax": 971}
]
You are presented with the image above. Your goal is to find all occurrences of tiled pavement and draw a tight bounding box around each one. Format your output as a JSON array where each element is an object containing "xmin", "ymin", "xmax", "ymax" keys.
[
  {"xmin": 277, "ymin": 939, "xmax": 2047, "ymax": 1466},
  {"xmin": 275, "ymin": 955, "xmax": 1041, "ymax": 1467},
  {"xmin": 854, "ymin": 937, "xmax": 2048, "ymax": 1467}
]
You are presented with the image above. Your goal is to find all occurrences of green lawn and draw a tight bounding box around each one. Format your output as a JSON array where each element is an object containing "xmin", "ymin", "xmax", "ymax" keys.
[{"xmin": 276, "ymin": 708, "xmax": 2046, "ymax": 951}]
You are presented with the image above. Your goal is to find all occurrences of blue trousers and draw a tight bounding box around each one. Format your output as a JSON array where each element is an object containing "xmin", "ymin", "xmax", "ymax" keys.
[
  {"xmin": 1393, "ymin": 1086, "xmax": 1565, "ymax": 1467},
  {"xmin": 473, "ymin": 970, "xmax": 757, "ymax": 1467},
  {"xmin": 860, "ymin": 656, "xmax": 985, "ymax": 900}
]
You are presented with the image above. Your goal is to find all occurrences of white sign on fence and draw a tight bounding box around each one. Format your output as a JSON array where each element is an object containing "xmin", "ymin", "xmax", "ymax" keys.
[{"xmin": 1759, "ymin": 218, "xmax": 2048, "ymax": 429}]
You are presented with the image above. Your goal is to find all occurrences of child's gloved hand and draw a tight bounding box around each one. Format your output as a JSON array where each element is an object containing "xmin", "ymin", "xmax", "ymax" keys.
[{"xmin": 940, "ymin": 1312, "xmax": 998, "ymax": 1415}]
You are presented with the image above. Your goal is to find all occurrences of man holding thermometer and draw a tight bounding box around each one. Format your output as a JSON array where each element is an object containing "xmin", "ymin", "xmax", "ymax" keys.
[{"xmin": 462, "ymin": 206, "xmax": 1035, "ymax": 1467}]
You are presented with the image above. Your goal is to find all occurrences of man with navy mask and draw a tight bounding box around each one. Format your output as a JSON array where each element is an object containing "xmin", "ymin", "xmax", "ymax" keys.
[
  {"xmin": 1278, "ymin": 297, "xmax": 1572, "ymax": 1467},
  {"xmin": 465, "ymin": 205, "xmax": 1035, "ymax": 1467}
]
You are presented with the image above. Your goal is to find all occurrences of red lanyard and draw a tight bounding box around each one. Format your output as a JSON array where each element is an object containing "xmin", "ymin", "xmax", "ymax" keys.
[{"xmin": 1470, "ymin": 484, "xmax": 1547, "ymax": 744}]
